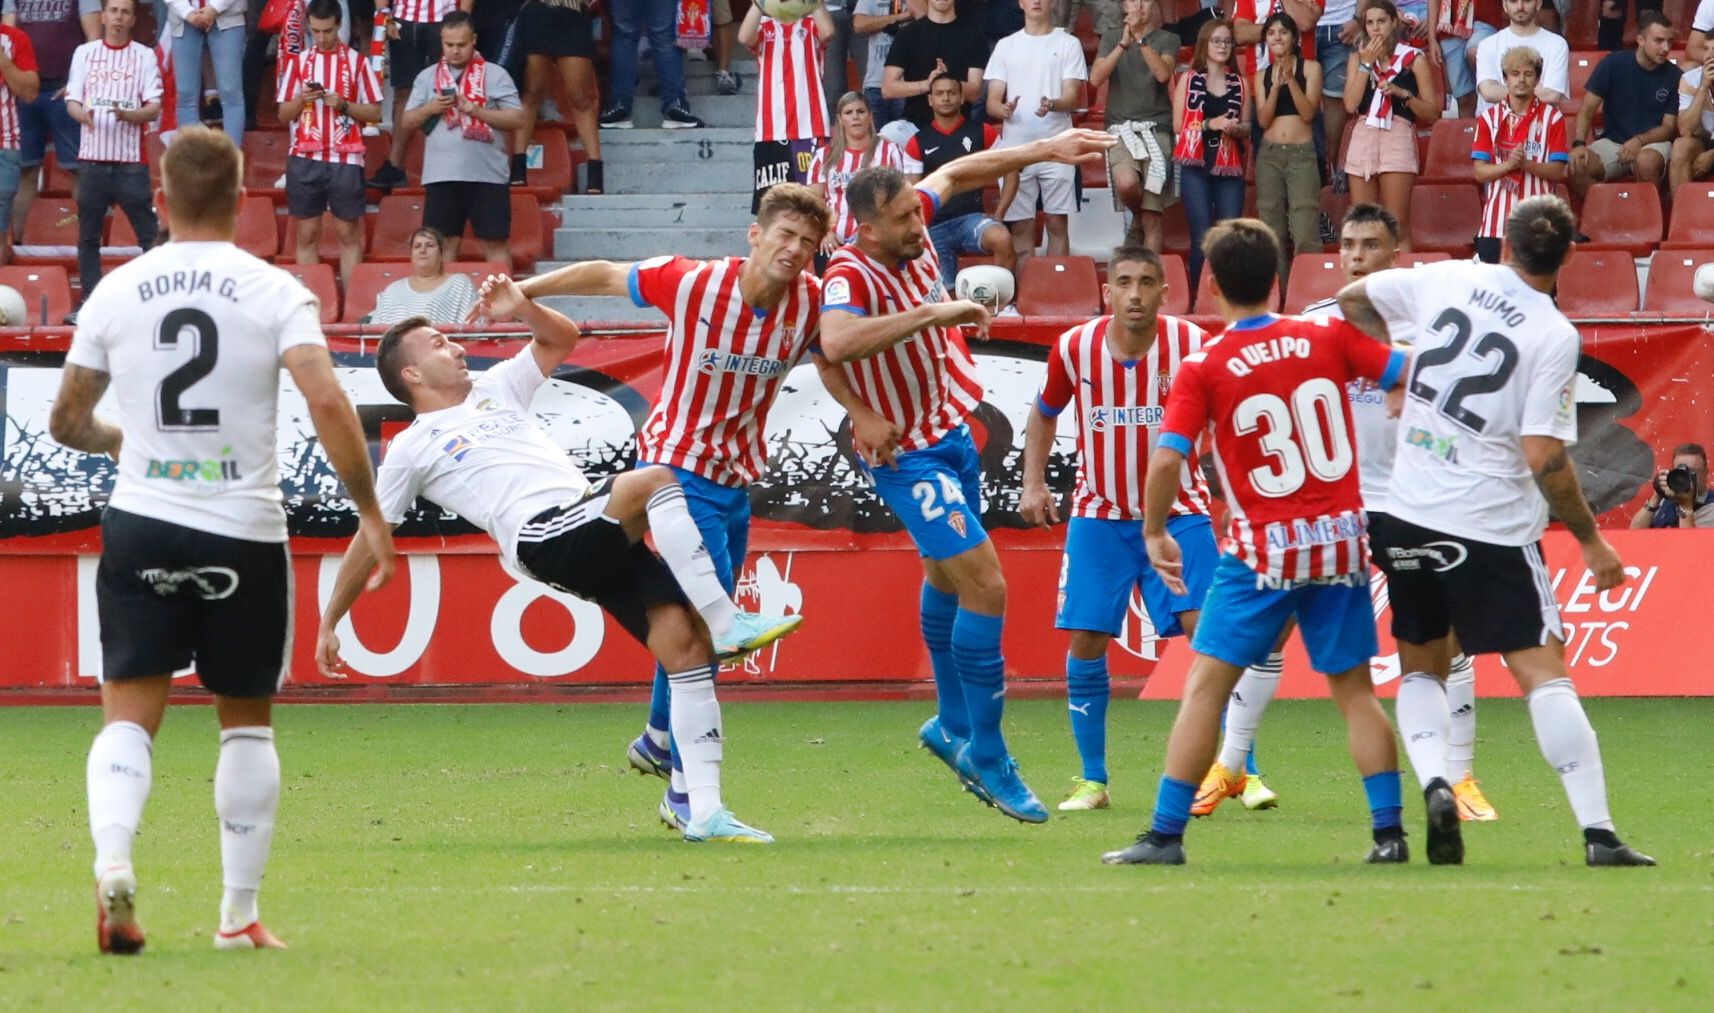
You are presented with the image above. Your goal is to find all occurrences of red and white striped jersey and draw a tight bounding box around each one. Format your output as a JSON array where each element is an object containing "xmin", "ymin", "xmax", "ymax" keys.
[
  {"xmin": 754, "ymin": 15, "xmax": 828, "ymax": 143},
  {"xmin": 1039, "ymin": 314, "xmax": 1213, "ymax": 521},
  {"xmin": 1158, "ymin": 313, "xmax": 1406, "ymax": 581},
  {"xmin": 392, "ymin": 0, "xmax": 457, "ymax": 24},
  {"xmin": 66, "ymin": 39, "xmax": 160, "ymax": 163},
  {"xmin": 1472, "ymin": 97, "xmax": 1569, "ymax": 239},
  {"xmin": 0, "ymin": 27, "xmax": 38, "ymax": 151},
  {"xmin": 822, "ymin": 188, "xmax": 983, "ymax": 453},
  {"xmin": 276, "ymin": 44, "xmax": 383, "ymax": 164},
  {"xmin": 630, "ymin": 256, "xmax": 822, "ymax": 487},
  {"xmin": 808, "ymin": 137, "xmax": 905, "ymax": 241}
]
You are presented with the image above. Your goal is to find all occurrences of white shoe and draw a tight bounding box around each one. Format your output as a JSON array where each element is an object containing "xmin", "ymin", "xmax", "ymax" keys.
[{"xmin": 95, "ymin": 865, "xmax": 145, "ymax": 955}]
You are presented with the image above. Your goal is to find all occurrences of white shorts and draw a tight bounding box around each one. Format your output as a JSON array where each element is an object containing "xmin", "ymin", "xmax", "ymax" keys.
[{"xmin": 1002, "ymin": 161, "xmax": 1078, "ymax": 221}]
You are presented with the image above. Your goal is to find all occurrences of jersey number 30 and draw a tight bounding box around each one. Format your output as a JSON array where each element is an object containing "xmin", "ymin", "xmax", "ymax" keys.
[
  {"xmin": 154, "ymin": 308, "xmax": 220, "ymax": 432},
  {"xmin": 1234, "ymin": 378, "xmax": 1353, "ymax": 497}
]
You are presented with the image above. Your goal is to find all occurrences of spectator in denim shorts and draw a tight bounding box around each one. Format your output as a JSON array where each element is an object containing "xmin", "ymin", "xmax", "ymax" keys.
[
  {"xmin": 3, "ymin": 0, "xmax": 98, "ymax": 247},
  {"xmin": 1317, "ymin": 0, "xmax": 1360, "ymax": 187},
  {"xmin": 1430, "ymin": 0, "xmax": 1503, "ymax": 119},
  {"xmin": 0, "ymin": 22, "xmax": 40, "ymax": 265}
]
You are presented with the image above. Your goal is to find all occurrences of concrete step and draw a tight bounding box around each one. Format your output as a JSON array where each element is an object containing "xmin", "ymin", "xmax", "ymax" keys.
[
  {"xmin": 585, "ymin": 128, "xmax": 754, "ymax": 194},
  {"xmin": 537, "ymin": 291, "xmax": 670, "ymax": 324},
  {"xmin": 590, "ymin": 160, "xmax": 752, "ymax": 195},
  {"xmin": 554, "ymin": 226, "xmax": 749, "ymax": 261},
  {"xmin": 627, "ymin": 95, "xmax": 758, "ymax": 130},
  {"xmin": 556, "ymin": 198, "xmax": 755, "ymax": 229}
]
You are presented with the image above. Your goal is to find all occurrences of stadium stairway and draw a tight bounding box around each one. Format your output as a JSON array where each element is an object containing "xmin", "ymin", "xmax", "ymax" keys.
[{"xmin": 541, "ymin": 50, "xmax": 760, "ymax": 324}]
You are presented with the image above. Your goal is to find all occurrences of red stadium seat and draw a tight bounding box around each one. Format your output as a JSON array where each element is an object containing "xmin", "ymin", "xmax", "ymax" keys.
[
  {"xmin": 1578, "ymin": 182, "xmax": 1663, "ymax": 257},
  {"xmin": 1283, "ymin": 254, "xmax": 1342, "ymax": 312},
  {"xmin": 1016, "ymin": 256, "xmax": 1102, "ymax": 318},
  {"xmin": 1407, "ymin": 185, "xmax": 1481, "ymax": 257},
  {"xmin": 446, "ymin": 261, "xmax": 508, "ymax": 292},
  {"xmin": 341, "ymin": 262, "xmax": 413, "ymax": 323},
  {"xmin": 1666, "ymin": 182, "xmax": 1714, "ymax": 246},
  {"xmin": 1564, "ymin": 51, "xmax": 1603, "ymax": 117},
  {"xmin": 242, "ymin": 131, "xmax": 294, "ymax": 191},
  {"xmin": 1162, "ymin": 202, "xmax": 1191, "ymax": 254},
  {"xmin": 523, "ymin": 126, "xmax": 574, "ymax": 197},
  {"xmin": 1641, "ymin": 250, "xmax": 1714, "ymax": 314},
  {"xmin": 461, "ymin": 193, "xmax": 543, "ymax": 270},
  {"xmin": 1556, "ymin": 250, "xmax": 1639, "ymax": 315},
  {"xmin": 20, "ymin": 197, "xmax": 93, "ymax": 248},
  {"xmin": 1159, "ymin": 254, "xmax": 1192, "ymax": 316},
  {"xmin": 40, "ymin": 152, "xmax": 74, "ymax": 196},
  {"xmin": 1196, "ymin": 268, "xmax": 1280, "ymax": 314},
  {"xmin": 370, "ymin": 195, "xmax": 429, "ymax": 260},
  {"xmin": 274, "ymin": 262, "xmax": 340, "ymax": 323},
  {"xmin": 1419, "ymin": 118, "xmax": 1479, "ymax": 185},
  {"xmin": 0, "ymin": 265, "xmax": 74, "ymax": 326}
]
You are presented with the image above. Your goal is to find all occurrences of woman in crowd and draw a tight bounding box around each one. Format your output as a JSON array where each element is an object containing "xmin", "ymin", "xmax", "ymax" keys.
[
  {"xmin": 1254, "ymin": 12, "xmax": 1323, "ymax": 285},
  {"xmin": 808, "ymin": 91, "xmax": 906, "ymax": 254},
  {"xmin": 1343, "ymin": 0, "xmax": 1438, "ymax": 248},
  {"xmin": 1172, "ymin": 17, "xmax": 1250, "ymax": 290},
  {"xmin": 369, "ymin": 229, "xmax": 479, "ymax": 324}
]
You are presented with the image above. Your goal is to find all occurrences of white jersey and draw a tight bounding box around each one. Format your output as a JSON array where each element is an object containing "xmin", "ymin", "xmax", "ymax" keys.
[
  {"xmin": 376, "ymin": 347, "xmax": 590, "ymax": 566},
  {"xmin": 1362, "ymin": 260, "xmax": 1580, "ymax": 546},
  {"xmin": 1305, "ymin": 294, "xmax": 1410, "ymax": 514},
  {"xmin": 64, "ymin": 242, "xmax": 327, "ymax": 543}
]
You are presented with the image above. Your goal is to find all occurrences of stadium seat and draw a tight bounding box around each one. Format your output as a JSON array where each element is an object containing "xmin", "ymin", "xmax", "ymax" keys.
[
  {"xmin": 275, "ymin": 262, "xmax": 340, "ymax": 323},
  {"xmin": 1067, "ymin": 188, "xmax": 1127, "ymax": 259},
  {"xmin": 40, "ymin": 152, "xmax": 74, "ymax": 196},
  {"xmin": 446, "ymin": 261, "xmax": 507, "ymax": 291},
  {"xmin": 523, "ymin": 126, "xmax": 574, "ymax": 198},
  {"xmin": 341, "ymin": 262, "xmax": 412, "ymax": 323},
  {"xmin": 1408, "ymin": 185, "xmax": 1481, "ymax": 257},
  {"xmin": 1640, "ymin": 250, "xmax": 1714, "ymax": 315},
  {"xmin": 1666, "ymin": 183, "xmax": 1714, "ymax": 246},
  {"xmin": 1162, "ymin": 201, "xmax": 1191, "ymax": 254},
  {"xmin": 242, "ymin": 131, "xmax": 293, "ymax": 191},
  {"xmin": 370, "ymin": 195, "xmax": 429, "ymax": 260},
  {"xmin": 1016, "ymin": 256, "xmax": 1102, "ymax": 318},
  {"xmin": 1565, "ymin": 51, "xmax": 1603, "ymax": 117},
  {"xmin": 1578, "ymin": 183, "xmax": 1663, "ymax": 257},
  {"xmin": 1419, "ymin": 119, "xmax": 1479, "ymax": 185},
  {"xmin": 0, "ymin": 265, "xmax": 73, "ymax": 326},
  {"xmin": 1283, "ymin": 254, "xmax": 1342, "ymax": 312},
  {"xmin": 1196, "ymin": 268, "xmax": 1280, "ymax": 314},
  {"xmin": 16, "ymin": 198, "xmax": 96, "ymax": 268},
  {"xmin": 1556, "ymin": 250, "xmax": 1640, "ymax": 315},
  {"xmin": 460, "ymin": 193, "xmax": 543, "ymax": 270},
  {"xmin": 1159, "ymin": 254, "xmax": 1191, "ymax": 316},
  {"xmin": 1318, "ymin": 185, "xmax": 1349, "ymax": 248}
]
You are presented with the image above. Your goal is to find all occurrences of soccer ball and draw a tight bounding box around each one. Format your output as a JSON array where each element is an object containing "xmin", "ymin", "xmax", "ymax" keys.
[
  {"xmin": 759, "ymin": 0, "xmax": 819, "ymax": 21},
  {"xmin": 0, "ymin": 285, "xmax": 26, "ymax": 326},
  {"xmin": 956, "ymin": 265, "xmax": 1015, "ymax": 312},
  {"xmin": 1694, "ymin": 263, "xmax": 1714, "ymax": 303}
]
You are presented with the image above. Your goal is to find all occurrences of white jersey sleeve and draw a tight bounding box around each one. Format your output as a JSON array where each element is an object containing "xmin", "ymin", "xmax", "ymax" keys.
[
  {"xmin": 1520, "ymin": 321, "xmax": 1579, "ymax": 446},
  {"xmin": 481, "ymin": 344, "xmax": 551, "ymax": 412},
  {"xmin": 1359, "ymin": 262, "xmax": 1427, "ymax": 337}
]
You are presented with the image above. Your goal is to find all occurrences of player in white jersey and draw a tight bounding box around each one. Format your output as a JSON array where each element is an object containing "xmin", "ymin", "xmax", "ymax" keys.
[
  {"xmin": 514, "ymin": 183, "xmax": 835, "ymax": 830},
  {"xmin": 316, "ymin": 277, "xmax": 804, "ymax": 845},
  {"xmin": 1021, "ymin": 247, "xmax": 1288, "ymax": 813},
  {"xmin": 1339, "ymin": 195, "xmax": 1655, "ymax": 867},
  {"xmin": 46, "ymin": 127, "xmax": 397, "ymax": 955}
]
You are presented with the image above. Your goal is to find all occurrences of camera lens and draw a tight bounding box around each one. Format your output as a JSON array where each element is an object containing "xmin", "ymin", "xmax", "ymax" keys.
[{"xmin": 1667, "ymin": 465, "xmax": 1695, "ymax": 495}]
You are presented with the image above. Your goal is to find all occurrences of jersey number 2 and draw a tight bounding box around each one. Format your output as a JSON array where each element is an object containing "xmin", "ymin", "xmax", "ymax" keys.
[
  {"xmin": 1408, "ymin": 307, "xmax": 1520, "ymax": 433},
  {"xmin": 154, "ymin": 308, "xmax": 220, "ymax": 431},
  {"xmin": 1234, "ymin": 378, "xmax": 1353, "ymax": 497}
]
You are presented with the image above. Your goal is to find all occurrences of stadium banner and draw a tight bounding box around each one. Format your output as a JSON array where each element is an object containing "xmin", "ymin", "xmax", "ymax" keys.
[{"xmin": 1, "ymin": 322, "xmax": 1711, "ymax": 693}]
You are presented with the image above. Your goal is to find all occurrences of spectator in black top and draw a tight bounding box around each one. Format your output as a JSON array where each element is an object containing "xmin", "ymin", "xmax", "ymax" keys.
[
  {"xmin": 1569, "ymin": 11, "xmax": 1680, "ymax": 199},
  {"xmin": 901, "ymin": 71, "xmax": 1015, "ymax": 284},
  {"xmin": 883, "ymin": 0, "xmax": 987, "ymax": 128}
]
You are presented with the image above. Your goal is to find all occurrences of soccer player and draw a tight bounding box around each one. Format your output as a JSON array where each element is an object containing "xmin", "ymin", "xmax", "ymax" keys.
[
  {"xmin": 1102, "ymin": 218, "xmax": 1413, "ymax": 866},
  {"xmin": 513, "ymin": 183, "xmax": 836, "ymax": 829},
  {"xmin": 1338, "ymin": 195, "xmax": 1657, "ymax": 867},
  {"xmin": 1470, "ymin": 46, "xmax": 1568, "ymax": 264},
  {"xmin": 317, "ymin": 277, "xmax": 801, "ymax": 845},
  {"xmin": 48, "ymin": 126, "xmax": 398, "ymax": 954},
  {"xmin": 817, "ymin": 126, "xmax": 1116, "ymax": 824},
  {"xmin": 1020, "ymin": 245, "xmax": 1223, "ymax": 813}
]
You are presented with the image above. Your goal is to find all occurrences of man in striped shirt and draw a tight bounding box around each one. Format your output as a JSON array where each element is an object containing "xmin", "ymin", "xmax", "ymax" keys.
[
  {"xmin": 1470, "ymin": 45, "xmax": 1566, "ymax": 263},
  {"xmin": 1102, "ymin": 218, "xmax": 1412, "ymax": 866},
  {"xmin": 278, "ymin": 0, "xmax": 381, "ymax": 286},
  {"xmin": 65, "ymin": 0, "xmax": 158, "ymax": 303},
  {"xmin": 0, "ymin": 18, "xmax": 40, "ymax": 266},
  {"xmin": 515, "ymin": 184, "xmax": 839, "ymax": 829},
  {"xmin": 817, "ymin": 126, "xmax": 1115, "ymax": 824},
  {"xmin": 739, "ymin": 3, "xmax": 832, "ymax": 214}
]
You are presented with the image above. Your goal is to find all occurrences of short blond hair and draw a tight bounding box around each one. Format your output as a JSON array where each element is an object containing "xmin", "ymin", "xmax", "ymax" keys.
[
  {"xmin": 757, "ymin": 183, "xmax": 832, "ymax": 240},
  {"xmin": 1500, "ymin": 45, "xmax": 1543, "ymax": 77},
  {"xmin": 162, "ymin": 126, "xmax": 243, "ymax": 230}
]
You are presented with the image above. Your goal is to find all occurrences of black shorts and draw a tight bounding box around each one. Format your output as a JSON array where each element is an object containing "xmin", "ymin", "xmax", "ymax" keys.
[
  {"xmin": 285, "ymin": 156, "xmax": 367, "ymax": 221},
  {"xmin": 423, "ymin": 180, "xmax": 511, "ymax": 241},
  {"xmin": 1369, "ymin": 512, "xmax": 1562, "ymax": 657},
  {"xmin": 521, "ymin": 4, "xmax": 595, "ymax": 59},
  {"xmin": 96, "ymin": 508, "xmax": 293, "ymax": 698},
  {"xmin": 513, "ymin": 481, "xmax": 687, "ymax": 647},
  {"xmin": 390, "ymin": 19, "xmax": 445, "ymax": 91},
  {"xmin": 752, "ymin": 139, "xmax": 817, "ymax": 213}
]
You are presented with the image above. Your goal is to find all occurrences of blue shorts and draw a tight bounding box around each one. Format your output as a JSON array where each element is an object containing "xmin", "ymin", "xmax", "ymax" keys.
[
  {"xmin": 862, "ymin": 425, "xmax": 987, "ymax": 561},
  {"xmin": 1190, "ymin": 554, "xmax": 1378, "ymax": 675},
  {"xmin": 928, "ymin": 212, "xmax": 1001, "ymax": 282},
  {"xmin": 648, "ymin": 463, "xmax": 751, "ymax": 595},
  {"xmin": 1317, "ymin": 26, "xmax": 1356, "ymax": 98},
  {"xmin": 17, "ymin": 90, "xmax": 80, "ymax": 169},
  {"xmin": 1055, "ymin": 514, "xmax": 1216, "ymax": 638},
  {"xmin": 0, "ymin": 149, "xmax": 20, "ymax": 236}
]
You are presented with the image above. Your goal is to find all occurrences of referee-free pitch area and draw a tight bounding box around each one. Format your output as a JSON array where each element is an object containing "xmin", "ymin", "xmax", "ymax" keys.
[{"xmin": 2, "ymin": 699, "xmax": 1707, "ymax": 1009}]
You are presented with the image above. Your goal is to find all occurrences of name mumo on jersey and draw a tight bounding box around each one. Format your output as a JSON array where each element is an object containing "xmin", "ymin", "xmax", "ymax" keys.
[
  {"xmin": 137, "ymin": 270, "xmax": 243, "ymax": 304},
  {"xmin": 1468, "ymin": 288, "xmax": 1529, "ymax": 328}
]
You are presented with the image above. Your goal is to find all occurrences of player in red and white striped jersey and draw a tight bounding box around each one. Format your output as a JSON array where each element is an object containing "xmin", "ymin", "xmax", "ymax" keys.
[
  {"xmin": 739, "ymin": 4, "xmax": 832, "ymax": 213},
  {"xmin": 0, "ymin": 23, "xmax": 40, "ymax": 265},
  {"xmin": 817, "ymin": 127, "xmax": 1116, "ymax": 824},
  {"xmin": 1470, "ymin": 45, "xmax": 1568, "ymax": 263},
  {"xmin": 65, "ymin": 0, "xmax": 160, "ymax": 302},
  {"xmin": 1103, "ymin": 218, "xmax": 1412, "ymax": 867},
  {"xmin": 516, "ymin": 183, "xmax": 840, "ymax": 829}
]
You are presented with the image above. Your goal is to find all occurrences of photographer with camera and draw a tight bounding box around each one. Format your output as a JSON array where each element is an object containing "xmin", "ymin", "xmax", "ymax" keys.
[{"xmin": 1631, "ymin": 443, "xmax": 1714, "ymax": 529}]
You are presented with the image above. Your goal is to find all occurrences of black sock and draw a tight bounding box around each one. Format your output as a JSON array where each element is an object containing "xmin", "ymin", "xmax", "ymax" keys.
[
  {"xmin": 1373, "ymin": 825, "xmax": 1406, "ymax": 845},
  {"xmin": 1583, "ymin": 828, "xmax": 1621, "ymax": 849},
  {"xmin": 1147, "ymin": 830, "xmax": 1183, "ymax": 846}
]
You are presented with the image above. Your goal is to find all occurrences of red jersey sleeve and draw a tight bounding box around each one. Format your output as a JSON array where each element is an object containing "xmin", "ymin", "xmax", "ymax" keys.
[
  {"xmin": 1544, "ymin": 110, "xmax": 1569, "ymax": 161},
  {"xmin": 1335, "ymin": 318, "xmax": 1405, "ymax": 386},
  {"xmin": 1038, "ymin": 333, "xmax": 1076, "ymax": 416},
  {"xmin": 982, "ymin": 125, "xmax": 1000, "ymax": 148},
  {"xmin": 5, "ymin": 27, "xmax": 36, "ymax": 73},
  {"xmin": 904, "ymin": 134, "xmax": 922, "ymax": 160},
  {"xmin": 1471, "ymin": 110, "xmax": 1497, "ymax": 162},
  {"xmin": 822, "ymin": 261, "xmax": 878, "ymax": 316},
  {"xmin": 628, "ymin": 256, "xmax": 701, "ymax": 315},
  {"xmin": 915, "ymin": 186, "xmax": 939, "ymax": 227},
  {"xmin": 1159, "ymin": 356, "xmax": 1211, "ymax": 454}
]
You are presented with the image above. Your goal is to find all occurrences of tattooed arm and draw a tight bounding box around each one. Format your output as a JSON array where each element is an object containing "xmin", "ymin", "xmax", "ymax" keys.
[
  {"xmin": 1335, "ymin": 279, "xmax": 1395, "ymax": 344},
  {"xmin": 48, "ymin": 365, "xmax": 122, "ymax": 459},
  {"xmin": 1525, "ymin": 435, "xmax": 1625, "ymax": 591}
]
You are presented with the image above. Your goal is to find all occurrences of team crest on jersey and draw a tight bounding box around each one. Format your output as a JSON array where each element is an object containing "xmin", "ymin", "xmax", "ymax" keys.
[
  {"xmin": 1157, "ymin": 371, "xmax": 1171, "ymax": 398},
  {"xmin": 961, "ymin": 136, "xmax": 973, "ymax": 152},
  {"xmin": 947, "ymin": 511, "xmax": 967, "ymax": 538},
  {"xmin": 442, "ymin": 435, "xmax": 475, "ymax": 462},
  {"xmin": 477, "ymin": 398, "xmax": 498, "ymax": 411}
]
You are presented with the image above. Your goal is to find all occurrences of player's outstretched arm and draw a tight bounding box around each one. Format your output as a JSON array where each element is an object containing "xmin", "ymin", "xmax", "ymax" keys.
[
  {"xmin": 316, "ymin": 530, "xmax": 393, "ymax": 677},
  {"xmin": 812, "ymin": 351, "xmax": 900, "ymax": 467},
  {"xmin": 1018, "ymin": 405, "xmax": 1060, "ymax": 528},
  {"xmin": 480, "ymin": 274, "xmax": 584, "ymax": 375},
  {"xmin": 916, "ymin": 127, "xmax": 1115, "ymax": 207},
  {"xmin": 1525, "ymin": 436, "xmax": 1625, "ymax": 592},
  {"xmin": 818, "ymin": 300, "xmax": 989, "ymax": 362},
  {"xmin": 514, "ymin": 260, "xmax": 632, "ymax": 301},
  {"xmin": 48, "ymin": 365, "xmax": 122, "ymax": 459}
]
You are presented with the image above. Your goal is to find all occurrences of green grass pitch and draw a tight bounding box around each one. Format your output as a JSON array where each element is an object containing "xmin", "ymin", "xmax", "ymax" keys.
[{"xmin": 1, "ymin": 698, "xmax": 1708, "ymax": 1010}]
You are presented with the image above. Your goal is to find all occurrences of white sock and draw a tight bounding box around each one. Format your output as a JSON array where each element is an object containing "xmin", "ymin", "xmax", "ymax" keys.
[
  {"xmin": 1526, "ymin": 678, "xmax": 1614, "ymax": 831},
  {"xmin": 215, "ymin": 727, "xmax": 280, "ymax": 931},
  {"xmin": 645, "ymin": 485, "xmax": 738, "ymax": 639},
  {"xmin": 670, "ymin": 765, "xmax": 687, "ymax": 795},
  {"xmin": 667, "ymin": 665, "xmax": 723, "ymax": 823},
  {"xmin": 87, "ymin": 720, "xmax": 153, "ymax": 877},
  {"xmin": 1395, "ymin": 672, "xmax": 1451, "ymax": 791},
  {"xmin": 1216, "ymin": 652, "xmax": 1282, "ymax": 772},
  {"xmin": 1445, "ymin": 653, "xmax": 1477, "ymax": 782}
]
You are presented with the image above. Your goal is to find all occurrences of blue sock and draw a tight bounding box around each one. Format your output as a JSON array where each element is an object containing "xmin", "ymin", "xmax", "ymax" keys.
[
  {"xmin": 1363, "ymin": 771, "xmax": 1403, "ymax": 831},
  {"xmin": 1246, "ymin": 746, "xmax": 1260, "ymax": 777},
  {"xmin": 1151, "ymin": 776, "xmax": 1197, "ymax": 837},
  {"xmin": 921, "ymin": 584, "xmax": 970, "ymax": 740},
  {"xmin": 951, "ymin": 608, "xmax": 1008, "ymax": 764},
  {"xmin": 1065, "ymin": 653, "xmax": 1109, "ymax": 784},
  {"xmin": 647, "ymin": 664, "xmax": 671, "ymax": 735}
]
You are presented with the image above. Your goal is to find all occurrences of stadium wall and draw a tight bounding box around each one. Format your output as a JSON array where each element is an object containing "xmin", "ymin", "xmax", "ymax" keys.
[{"xmin": 3, "ymin": 321, "xmax": 1710, "ymax": 698}]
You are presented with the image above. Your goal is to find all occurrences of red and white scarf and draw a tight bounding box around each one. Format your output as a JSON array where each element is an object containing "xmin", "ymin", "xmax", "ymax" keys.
[
  {"xmin": 436, "ymin": 53, "xmax": 491, "ymax": 143},
  {"xmin": 1172, "ymin": 70, "xmax": 1246, "ymax": 177},
  {"xmin": 1436, "ymin": 0, "xmax": 1475, "ymax": 40},
  {"xmin": 293, "ymin": 49, "xmax": 365, "ymax": 157},
  {"xmin": 1365, "ymin": 44, "xmax": 1419, "ymax": 130}
]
